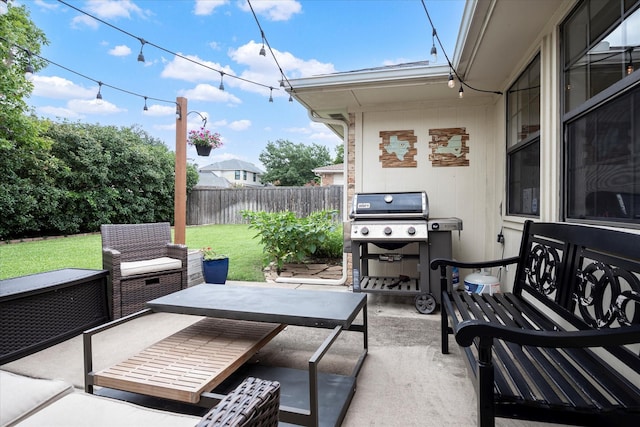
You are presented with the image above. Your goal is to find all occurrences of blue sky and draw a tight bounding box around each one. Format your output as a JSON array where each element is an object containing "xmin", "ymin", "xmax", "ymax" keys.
[{"xmin": 22, "ymin": 0, "xmax": 465, "ymax": 169}]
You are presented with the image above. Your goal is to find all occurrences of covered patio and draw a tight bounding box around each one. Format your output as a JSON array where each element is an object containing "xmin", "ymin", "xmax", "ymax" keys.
[{"xmin": 1, "ymin": 278, "xmax": 560, "ymax": 427}]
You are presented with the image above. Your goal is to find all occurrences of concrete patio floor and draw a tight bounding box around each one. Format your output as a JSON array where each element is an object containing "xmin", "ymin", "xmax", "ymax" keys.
[{"xmin": 1, "ymin": 280, "xmax": 569, "ymax": 426}]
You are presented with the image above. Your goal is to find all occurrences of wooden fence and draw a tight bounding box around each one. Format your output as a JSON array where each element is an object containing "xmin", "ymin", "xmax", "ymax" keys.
[{"xmin": 187, "ymin": 186, "xmax": 344, "ymax": 225}]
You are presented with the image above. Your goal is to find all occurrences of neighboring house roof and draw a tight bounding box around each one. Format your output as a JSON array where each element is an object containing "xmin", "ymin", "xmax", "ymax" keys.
[
  {"xmin": 200, "ymin": 159, "xmax": 264, "ymax": 174},
  {"xmin": 195, "ymin": 171, "xmax": 231, "ymax": 188},
  {"xmin": 313, "ymin": 163, "xmax": 344, "ymax": 174}
]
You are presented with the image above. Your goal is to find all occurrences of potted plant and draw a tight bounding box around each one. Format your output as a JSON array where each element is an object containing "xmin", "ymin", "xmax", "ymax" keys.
[
  {"xmin": 188, "ymin": 127, "xmax": 222, "ymax": 156},
  {"xmin": 201, "ymin": 247, "xmax": 229, "ymax": 284}
]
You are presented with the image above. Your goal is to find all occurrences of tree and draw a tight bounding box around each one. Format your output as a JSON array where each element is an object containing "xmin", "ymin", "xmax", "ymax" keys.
[
  {"xmin": 334, "ymin": 144, "xmax": 344, "ymax": 164},
  {"xmin": 0, "ymin": 3, "xmax": 49, "ymax": 150},
  {"xmin": 259, "ymin": 139, "xmax": 331, "ymax": 186}
]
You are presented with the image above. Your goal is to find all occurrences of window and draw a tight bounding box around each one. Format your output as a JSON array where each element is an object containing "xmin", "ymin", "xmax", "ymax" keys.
[
  {"xmin": 234, "ymin": 170, "xmax": 240, "ymax": 180},
  {"xmin": 507, "ymin": 54, "xmax": 540, "ymax": 216},
  {"xmin": 562, "ymin": 0, "xmax": 640, "ymax": 225},
  {"xmin": 243, "ymin": 171, "xmax": 247, "ymax": 180},
  {"xmin": 253, "ymin": 173, "xmax": 257, "ymax": 182}
]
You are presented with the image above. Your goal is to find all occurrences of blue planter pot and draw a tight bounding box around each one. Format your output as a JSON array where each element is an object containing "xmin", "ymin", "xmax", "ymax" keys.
[{"xmin": 202, "ymin": 258, "xmax": 229, "ymax": 284}]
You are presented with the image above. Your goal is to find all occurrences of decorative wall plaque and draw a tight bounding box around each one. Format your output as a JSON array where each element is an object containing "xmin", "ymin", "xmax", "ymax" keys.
[
  {"xmin": 428, "ymin": 127, "xmax": 470, "ymax": 167},
  {"xmin": 378, "ymin": 130, "xmax": 417, "ymax": 168}
]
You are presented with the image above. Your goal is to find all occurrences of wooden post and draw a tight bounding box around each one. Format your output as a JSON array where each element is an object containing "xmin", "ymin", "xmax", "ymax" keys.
[{"xmin": 174, "ymin": 96, "xmax": 187, "ymax": 245}]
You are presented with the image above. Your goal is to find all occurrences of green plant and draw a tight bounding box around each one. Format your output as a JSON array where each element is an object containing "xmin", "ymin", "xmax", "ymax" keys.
[
  {"xmin": 201, "ymin": 246, "xmax": 227, "ymax": 260},
  {"xmin": 315, "ymin": 224, "xmax": 344, "ymax": 258},
  {"xmin": 187, "ymin": 127, "xmax": 222, "ymax": 148},
  {"xmin": 241, "ymin": 209, "xmax": 339, "ymax": 273}
]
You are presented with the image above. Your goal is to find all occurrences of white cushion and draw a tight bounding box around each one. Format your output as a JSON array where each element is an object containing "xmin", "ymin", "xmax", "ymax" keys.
[
  {"xmin": 15, "ymin": 393, "xmax": 199, "ymax": 427},
  {"xmin": 0, "ymin": 370, "xmax": 73, "ymax": 427},
  {"xmin": 120, "ymin": 257, "xmax": 182, "ymax": 277}
]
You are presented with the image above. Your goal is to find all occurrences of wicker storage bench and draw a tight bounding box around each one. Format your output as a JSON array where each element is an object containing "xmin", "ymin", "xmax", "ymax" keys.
[{"xmin": 0, "ymin": 268, "xmax": 109, "ymax": 365}]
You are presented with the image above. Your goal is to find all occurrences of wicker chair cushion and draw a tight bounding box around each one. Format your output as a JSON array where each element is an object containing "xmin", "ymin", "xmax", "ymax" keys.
[
  {"xmin": 0, "ymin": 370, "xmax": 73, "ymax": 426},
  {"xmin": 120, "ymin": 257, "xmax": 182, "ymax": 277},
  {"xmin": 197, "ymin": 377, "xmax": 280, "ymax": 427}
]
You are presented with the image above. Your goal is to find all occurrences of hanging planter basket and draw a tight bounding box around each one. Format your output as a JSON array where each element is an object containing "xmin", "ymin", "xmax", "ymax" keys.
[{"xmin": 195, "ymin": 145, "xmax": 212, "ymax": 156}]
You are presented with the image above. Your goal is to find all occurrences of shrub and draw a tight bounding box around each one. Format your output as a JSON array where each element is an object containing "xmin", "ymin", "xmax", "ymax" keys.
[{"xmin": 241, "ymin": 209, "xmax": 339, "ymax": 273}]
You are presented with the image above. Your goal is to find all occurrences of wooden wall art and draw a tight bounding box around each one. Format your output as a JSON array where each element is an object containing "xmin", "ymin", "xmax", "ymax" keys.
[
  {"xmin": 378, "ymin": 130, "xmax": 418, "ymax": 168},
  {"xmin": 428, "ymin": 127, "xmax": 470, "ymax": 167}
]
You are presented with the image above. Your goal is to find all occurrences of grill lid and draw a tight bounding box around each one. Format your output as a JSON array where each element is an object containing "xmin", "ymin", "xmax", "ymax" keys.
[{"xmin": 350, "ymin": 191, "xmax": 428, "ymax": 219}]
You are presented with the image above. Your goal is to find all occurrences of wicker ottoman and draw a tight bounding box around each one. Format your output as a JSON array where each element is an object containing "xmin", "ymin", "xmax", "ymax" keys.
[{"xmin": 197, "ymin": 377, "xmax": 281, "ymax": 427}]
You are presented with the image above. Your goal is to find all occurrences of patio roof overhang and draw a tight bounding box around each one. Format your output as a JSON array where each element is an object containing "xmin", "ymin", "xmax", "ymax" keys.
[{"xmin": 289, "ymin": 0, "xmax": 574, "ymax": 139}]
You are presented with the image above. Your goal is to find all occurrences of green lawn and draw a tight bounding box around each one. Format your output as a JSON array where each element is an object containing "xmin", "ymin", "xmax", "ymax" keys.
[{"xmin": 0, "ymin": 224, "xmax": 266, "ymax": 281}]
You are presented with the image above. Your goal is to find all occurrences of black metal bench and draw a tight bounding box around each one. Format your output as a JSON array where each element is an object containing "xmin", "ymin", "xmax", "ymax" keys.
[{"xmin": 431, "ymin": 221, "xmax": 640, "ymax": 427}]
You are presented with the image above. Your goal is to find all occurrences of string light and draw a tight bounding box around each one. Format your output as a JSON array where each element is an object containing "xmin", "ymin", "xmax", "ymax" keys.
[
  {"xmin": 137, "ymin": 38, "xmax": 146, "ymax": 63},
  {"xmin": 96, "ymin": 81, "xmax": 103, "ymax": 102},
  {"xmin": 626, "ymin": 49, "xmax": 634, "ymax": 75},
  {"xmin": 143, "ymin": 96, "xmax": 148, "ymax": 111},
  {"xmin": 420, "ymin": 0, "xmax": 502, "ymax": 97},
  {"xmin": 1, "ymin": 36, "xmax": 176, "ymax": 115},
  {"xmin": 56, "ymin": 0, "xmax": 278, "ymax": 101},
  {"xmin": 259, "ymin": 31, "xmax": 266, "ymax": 56},
  {"xmin": 268, "ymin": 87, "xmax": 273, "ymax": 102},
  {"xmin": 246, "ymin": 0, "xmax": 297, "ymax": 103},
  {"xmin": 219, "ymin": 72, "xmax": 225, "ymax": 91},
  {"xmin": 24, "ymin": 51, "xmax": 34, "ymax": 80},
  {"xmin": 430, "ymin": 29, "xmax": 437, "ymax": 63}
]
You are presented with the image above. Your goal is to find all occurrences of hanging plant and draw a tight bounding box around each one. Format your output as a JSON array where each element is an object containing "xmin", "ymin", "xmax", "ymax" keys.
[{"xmin": 188, "ymin": 127, "xmax": 222, "ymax": 157}]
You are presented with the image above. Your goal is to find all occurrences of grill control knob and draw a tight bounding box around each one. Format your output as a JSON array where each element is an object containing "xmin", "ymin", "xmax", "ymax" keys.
[
  {"xmin": 361, "ymin": 227, "xmax": 369, "ymax": 235},
  {"xmin": 384, "ymin": 226, "xmax": 392, "ymax": 236},
  {"xmin": 407, "ymin": 226, "xmax": 416, "ymax": 235}
]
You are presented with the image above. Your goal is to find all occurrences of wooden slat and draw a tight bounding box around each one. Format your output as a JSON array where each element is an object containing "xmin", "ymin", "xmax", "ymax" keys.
[{"xmin": 93, "ymin": 318, "xmax": 285, "ymax": 403}]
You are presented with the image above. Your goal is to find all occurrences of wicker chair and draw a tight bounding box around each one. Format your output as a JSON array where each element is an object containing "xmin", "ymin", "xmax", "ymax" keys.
[
  {"xmin": 101, "ymin": 222, "xmax": 188, "ymax": 319},
  {"xmin": 197, "ymin": 377, "xmax": 281, "ymax": 427}
]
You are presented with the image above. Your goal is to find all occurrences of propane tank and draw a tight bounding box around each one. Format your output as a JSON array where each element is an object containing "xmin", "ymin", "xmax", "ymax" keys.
[
  {"xmin": 451, "ymin": 264, "xmax": 460, "ymax": 291},
  {"xmin": 463, "ymin": 269, "xmax": 500, "ymax": 295}
]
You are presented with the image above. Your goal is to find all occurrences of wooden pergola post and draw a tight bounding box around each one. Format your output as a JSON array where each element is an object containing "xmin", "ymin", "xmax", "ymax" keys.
[{"xmin": 174, "ymin": 96, "xmax": 187, "ymax": 245}]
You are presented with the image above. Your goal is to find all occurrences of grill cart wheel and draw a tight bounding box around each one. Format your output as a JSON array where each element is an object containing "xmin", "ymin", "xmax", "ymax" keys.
[{"xmin": 415, "ymin": 294, "xmax": 437, "ymax": 314}]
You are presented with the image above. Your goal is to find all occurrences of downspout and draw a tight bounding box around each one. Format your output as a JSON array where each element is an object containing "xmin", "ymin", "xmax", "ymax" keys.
[{"xmin": 275, "ymin": 112, "xmax": 350, "ymax": 285}]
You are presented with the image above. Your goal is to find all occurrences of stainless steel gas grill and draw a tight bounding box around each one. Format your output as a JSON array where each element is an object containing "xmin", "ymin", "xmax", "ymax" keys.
[{"xmin": 349, "ymin": 191, "xmax": 462, "ymax": 314}]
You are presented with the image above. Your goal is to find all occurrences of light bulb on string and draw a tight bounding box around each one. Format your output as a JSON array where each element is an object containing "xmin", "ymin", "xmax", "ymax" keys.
[
  {"xmin": 96, "ymin": 82, "xmax": 103, "ymax": 104},
  {"xmin": 430, "ymin": 29, "xmax": 437, "ymax": 63},
  {"xmin": 143, "ymin": 96, "xmax": 148, "ymax": 111},
  {"xmin": 137, "ymin": 39, "xmax": 146, "ymax": 63},
  {"xmin": 219, "ymin": 72, "xmax": 225, "ymax": 91},
  {"xmin": 458, "ymin": 85, "xmax": 464, "ymax": 99},
  {"xmin": 268, "ymin": 87, "xmax": 273, "ymax": 103},
  {"xmin": 448, "ymin": 72, "xmax": 455, "ymax": 89}
]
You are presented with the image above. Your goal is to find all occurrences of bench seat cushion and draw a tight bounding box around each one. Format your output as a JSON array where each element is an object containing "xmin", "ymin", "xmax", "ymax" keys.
[
  {"xmin": 0, "ymin": 370, "xmax": 73, "ymax": 427},
  {"xmin": 120, "ymin": 257, "xmax": 182, "ymax": 277},
  {"xmin": 15, "ymin": 393, "xmax": 199, "ymax": 427}
]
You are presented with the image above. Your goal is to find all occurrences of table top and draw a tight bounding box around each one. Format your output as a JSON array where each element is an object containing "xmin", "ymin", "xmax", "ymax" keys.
[
  {"xmin": 0, "ymin": 268, "xmax": 108, "ymax": 299},
  {"xmin": 147, "ymin": 284, "xmax": 367, "ymax": 328}
]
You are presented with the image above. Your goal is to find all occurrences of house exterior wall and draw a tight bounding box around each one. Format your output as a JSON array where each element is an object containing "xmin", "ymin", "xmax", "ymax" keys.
[
  {"xmin": 214, "ymin": 169, "xmax": 263, "ymax": 187},
  {"xmin": 350, "ymin": 101, "xmax": 503, "ymax": 270}
]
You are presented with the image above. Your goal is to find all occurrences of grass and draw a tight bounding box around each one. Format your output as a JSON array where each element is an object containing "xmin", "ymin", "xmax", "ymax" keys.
[{"xmin": 0, "ymin": 224, "xmax": 266, "ymax": 281}]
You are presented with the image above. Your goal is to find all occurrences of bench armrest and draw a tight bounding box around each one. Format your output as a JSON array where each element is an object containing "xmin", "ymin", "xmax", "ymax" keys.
[
  {"xmin": 456, "ymin": 319, "xmax": 640, "ymax": 348},
  {"xmin": 431, "ymin": 256, "xmax": 520, "ymax": 271}
]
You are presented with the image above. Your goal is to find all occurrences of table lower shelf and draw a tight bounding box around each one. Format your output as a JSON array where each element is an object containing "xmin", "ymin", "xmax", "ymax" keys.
[{"xmin": 96, "ymin": 364, "xmax": 357, "ymax": 427}]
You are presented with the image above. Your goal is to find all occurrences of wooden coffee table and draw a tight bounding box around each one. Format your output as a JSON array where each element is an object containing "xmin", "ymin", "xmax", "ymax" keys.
[{"xmin": 84, "ymin": 284, "xmax": 368, "ymax": 427}]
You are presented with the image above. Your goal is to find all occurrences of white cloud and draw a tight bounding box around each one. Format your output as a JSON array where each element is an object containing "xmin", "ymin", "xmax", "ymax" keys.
[
  {"xmin": 67, "ymin": 98, "xmax": 126, "ymax": 115},
  {"xmin": 32, "ymin": 75, "xmax": 95, "ymax": 99},
  {"xmin": 108, "ymin": 45, "xmax": 132, "ymax": 56},
  {"xmin": 37, "ymin": 105, "xmax": 83, "ymax": 119},
  {"xmin": 238, "ymin": 0, "xmax": 301, "ymax": 21},
  {"xmin": 161, "ymin": 54, "xmax": 235, "ymax": 83},
  {"xmin": 194, "ymin": 0, "xmax": 228, "ymax": 16},
  {"xmin": 179, "ymin": 83, "xmax": 242, "ymax": 104},
  {"xmin": 143, "ymin": 104, "xmax": 176, "ymax": 117},
  {"xmin": 84, "ymin": 0, "xmax": 146, "ymax": 19},
  {"xmin": 70, "ymin": 0, "xmax": 151, "ymax": 28},
  {"xmin": 228, "ymin": 40, "xmax": 336, "ymax": 97},
  {"xmin": 228, "ymin": 119, "xmax": 251, "ymax": 131},
  {"xmin": 34, "ymin": 0, "xmax": 59, "ymax": 11}
]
